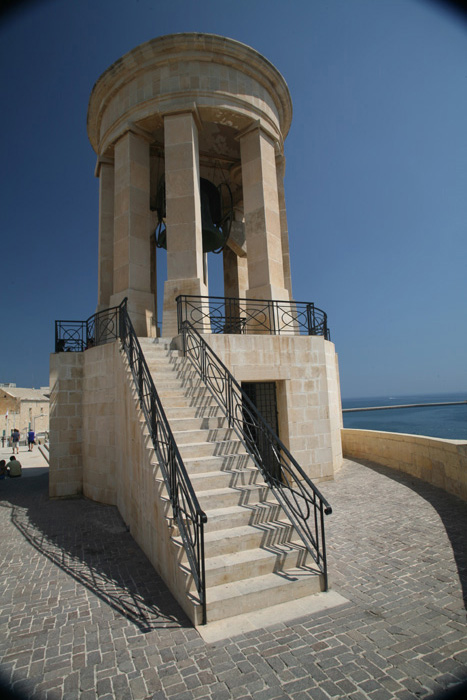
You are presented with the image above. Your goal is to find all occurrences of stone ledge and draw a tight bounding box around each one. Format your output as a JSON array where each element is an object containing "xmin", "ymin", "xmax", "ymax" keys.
[{"xmin": 342, "ymin": 428, "xmax": 467, "ymax": 501}]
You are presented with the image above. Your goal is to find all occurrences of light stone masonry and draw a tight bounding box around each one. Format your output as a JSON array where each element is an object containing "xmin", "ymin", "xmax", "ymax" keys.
[
  {"xmin": 342, "ymin": 428, "xmax": 467, "ymax": 501},
  {"xmin": 87, "ymin": 33, "xmax": 294, "ymax": 336},
  {"xmin": 196, "ymin": 333, "xmax": 343, "ymax": 480}
]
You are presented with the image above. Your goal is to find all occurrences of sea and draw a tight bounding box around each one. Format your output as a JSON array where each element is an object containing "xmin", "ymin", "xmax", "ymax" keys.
[{"xmin": 342, "ymin": 392, "xmax": 467, "ymax": 441}]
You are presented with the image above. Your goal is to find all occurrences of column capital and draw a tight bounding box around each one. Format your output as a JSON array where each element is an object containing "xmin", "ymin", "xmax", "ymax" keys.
[
  {"xmin": 114, "ymin": 122, "xmax": 154, "ymax": 149},
  {"xmin": 94, "ymin": 155, "xmax": 114, "ymax": 179},
  {"xmin": 237, "ymin": 119, "xmax": 283, "ymax": 152},
  {"xmin": 275, "ymin": 153, "xmax": 286, "ymax": 178},
  {"xmin": 162, "ymin": 102, "xmax": 203, "ymax": 132}
]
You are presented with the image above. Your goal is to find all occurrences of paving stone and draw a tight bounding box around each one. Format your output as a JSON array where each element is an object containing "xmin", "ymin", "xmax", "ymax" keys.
[{"xmin": 0, "ymin": 462, "xmax": 466, "ymax": 699}]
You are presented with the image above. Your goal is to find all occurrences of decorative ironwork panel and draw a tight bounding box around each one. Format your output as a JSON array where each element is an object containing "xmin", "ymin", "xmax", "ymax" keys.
[
  {"xmin": 55, "ymin": 321, "xmax": 86, "ymax": 353},
  {"xmin": 176, "ymin": 295, "xmax": 330, "ymax": 339}
]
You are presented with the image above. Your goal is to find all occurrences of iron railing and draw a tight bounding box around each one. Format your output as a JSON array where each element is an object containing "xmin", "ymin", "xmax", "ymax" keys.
[
  {"xmin": 55, "ymin": 300, "xmax": 208, "ymax": 624},
  {"xmin": 55, "ymin": 305, "xmax": 121, "ymax": 352},
  {"xmin": 180, "ymin": 320, "xmax": 332, "ymax": 589},
  {"xmin": 177, "ymin": 294, "xmax": 330, "ymax": 339}
]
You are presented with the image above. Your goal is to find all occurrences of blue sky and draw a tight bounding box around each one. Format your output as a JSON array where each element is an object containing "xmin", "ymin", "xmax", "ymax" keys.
[{"xmin": 1, "ymin": 0, "xmax": 466, "ymax": 399}]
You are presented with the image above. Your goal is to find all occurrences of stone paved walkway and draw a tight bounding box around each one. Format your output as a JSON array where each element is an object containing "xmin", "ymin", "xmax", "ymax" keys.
[{"xmin": 0, "ymin": 453, "xmax": 466, "ymax": 699}]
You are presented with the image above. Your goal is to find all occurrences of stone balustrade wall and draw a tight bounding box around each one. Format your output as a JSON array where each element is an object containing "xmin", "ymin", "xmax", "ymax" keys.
[{"xmin": 342, "ymin": 428, "xmax": 467, "ymax": 502}]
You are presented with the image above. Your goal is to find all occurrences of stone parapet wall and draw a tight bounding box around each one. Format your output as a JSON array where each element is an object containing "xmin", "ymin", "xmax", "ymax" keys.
[{"xmin": 342, "ymin": 428, "xmax": 467, "ymax": 501}]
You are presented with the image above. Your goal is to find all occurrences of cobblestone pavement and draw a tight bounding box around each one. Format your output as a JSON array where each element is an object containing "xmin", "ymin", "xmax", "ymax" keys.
[{"xmin": 0, "ymin": 457, "xmax": 466, "ymax": 699}]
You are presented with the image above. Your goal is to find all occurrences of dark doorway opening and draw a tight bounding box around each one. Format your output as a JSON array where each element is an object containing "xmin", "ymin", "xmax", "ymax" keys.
[{"xmin": 242, "ymin": 381, "xmax": 280, "ymax": 482}]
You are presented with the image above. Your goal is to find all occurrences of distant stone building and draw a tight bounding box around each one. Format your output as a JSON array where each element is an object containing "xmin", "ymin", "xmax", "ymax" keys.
[{"xmin": 0, "ymin": 384, "xmax": 50, "ymax": 441}]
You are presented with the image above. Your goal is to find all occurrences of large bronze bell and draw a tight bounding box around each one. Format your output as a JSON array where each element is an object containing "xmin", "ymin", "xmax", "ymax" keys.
[{"xmin": 154, "ymin": 177, "xmax": 232, "ymax": 254}]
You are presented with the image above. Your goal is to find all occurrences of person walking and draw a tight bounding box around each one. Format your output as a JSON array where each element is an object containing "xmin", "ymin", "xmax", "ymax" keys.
[
  {"xmin": 28, "ymin": 429, "xmax": 35, "ymax": 451},
  {"xmin": 11, "ymin": 428, "xmax": 20, "ymax": 454}
]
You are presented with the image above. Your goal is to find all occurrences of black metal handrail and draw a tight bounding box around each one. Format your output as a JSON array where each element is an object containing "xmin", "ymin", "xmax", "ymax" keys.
[
  {"xmin": 180, "ymin": 320, "xmax": 332, "ymax": 589},
  {"xmin": 55, "ymin": 300, "xmax": 208, "ymax": 624},
  {"xmin": 177, "ymin": 294, "xmax": 330, "ymax": 340}
]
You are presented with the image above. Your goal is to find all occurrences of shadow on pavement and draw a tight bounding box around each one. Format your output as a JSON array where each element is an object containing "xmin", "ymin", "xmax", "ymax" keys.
[
  {"xmin": 0, "ymin": 473, "xmax": 191, "ymax": 632},
  {"xmin": 354, "ymin": 459, "xmax": 467, "ymax": 611}
]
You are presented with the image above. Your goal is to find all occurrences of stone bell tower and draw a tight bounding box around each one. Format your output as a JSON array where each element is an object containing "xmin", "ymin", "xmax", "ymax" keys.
[{"xmin": 87, "ymin": 33, "xmax": 293, "ymax": 338}]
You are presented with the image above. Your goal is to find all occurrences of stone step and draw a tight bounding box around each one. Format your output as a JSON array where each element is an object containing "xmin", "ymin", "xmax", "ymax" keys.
[
  {"xmin": 205, "ymin": 568, "xmax": 325, "ymax": 622},
  {"xmin": 178, "ymin": 439, "xmax": 247, "ymax": 460},
  {"xmin": 169, "ymin": 416, "xmax": 229, "ymax": 432},
  {"xmin": 183, "ymin": 452, "xmax": 254, "ymax": 474},
  {"xmin": 204, "ymin": 501, "xmax": 283, "ymax": 532},
  {"xmin": 164, "ymin": 404, "xmax": 224, "ymax": 419},
  {"xmin": 190, "ymin": 467, "xmax": 263, "ymax": 492},
  {"xmin": 139, "ymin": 347, "xmax": 180, "ymax": 361},
  {"xmin": 155, "ymin": 384, "xmax": 215, "ymax": 399},
  {"xmin": 202, "ymin": 520, "xmax": 295, "ymax": 557},
  {"xmin": 145, "ymin": 358, "xmax": 185, "ymax": 372},
  {"xmin": 150, "ymin": 376, "xmax": 203, "ymax": 390},
  {"xmin": 172, "ymin": 427, "xmax": 236, "ymax": 445},
  {"xmin": 197, "ymin": 483, "xmax": 269, "ymax": 510},
  {"xmin": 158, "ymin": 394, "xmax": 218, "ymax": 409},
  {"xmin": 202, "ymin": 540, "xmax": 310, "ymax": 588}
]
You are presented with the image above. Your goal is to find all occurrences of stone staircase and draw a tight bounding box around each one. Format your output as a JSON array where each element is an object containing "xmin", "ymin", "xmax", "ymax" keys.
[{"xmin": 139, "ymin": 337, "xmax": 325, "ymax": 623}]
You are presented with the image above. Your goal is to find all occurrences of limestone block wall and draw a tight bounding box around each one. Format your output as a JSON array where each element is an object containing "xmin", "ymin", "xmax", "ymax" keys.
[
  {"xmin": 81, "ymin": 344, "xmax": 119, "ymax": 505},
  {"xmin": 49, "ymin": 343, "xmax": 199, "ymax": 624},
  {"xmin": 111, "ymin": 349, "xmax": 197, "ymax": 622},
  {"xmin": 49, "ymin": 353, "xmax": 84, "ymax": 497},
  {"xmin": 342, "ymin": 428, "xmax": 467, "ymax": 502},
  {"xmin": 200, "ymin": 334, "xmax": 343, "ymax": 480}
]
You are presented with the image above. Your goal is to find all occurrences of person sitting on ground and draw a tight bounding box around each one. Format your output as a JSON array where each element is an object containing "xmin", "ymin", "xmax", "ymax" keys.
[
  {"xmin": 8, "ymin": 456, "xmax": 22, "ymax": 478},
  {"xmin": 0, "ymin": 460, "xmax": 7, "ymax": 480},
  {"xmin": 28, "ymin": 429, "xmax": 35, "ymax": 451}
]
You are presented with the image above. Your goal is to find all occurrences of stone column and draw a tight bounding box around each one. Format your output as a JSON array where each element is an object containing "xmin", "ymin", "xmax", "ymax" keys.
[
  {"xmin": 162, "ymin": 111, "xmax": 208, "ymax": 338},
  {"xmin": 110, "ymin": 129, "xmax": 156, "ymax": 337},
  {"xmin": 276, "ymin": 154, "xmax": 293, "ymax": 298},
  {"xmin": 96, "ymin": 157, "xmax": 114, "ymax": 311},
  {"xmin": 223, "ymin": 247, "xmax": 248, "ymax": 299},
  {"xmin": 240, "ymin": 125, "xmax": 289, "ymax": 303}
]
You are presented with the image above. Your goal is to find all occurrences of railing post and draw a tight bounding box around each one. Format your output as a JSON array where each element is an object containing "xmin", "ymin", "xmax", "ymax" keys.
[
  {"xmin": 198, "ymin": 521, "xmax": 207, "ymax": 625},
  {"xmin": 169, "ymin": 444, "xmax": 178, "ymax": 516},
  {"xmin": 227, "ymin": 375, "xmax": 233, "ymax": 429},
  {"xmin": 150, "ymin": 392, "xmax": 157, "ymax": 443},
  {"xmin": 86, "ymin": 318, "xmax": 91, "ymax": 349},
  {"xmin": 201, "ymin": 341, "xmax": 206, "ymax": 383},
  {"xmin": 306, "ymin": 303, "xmax": 312, "ymax": 335},
  {"xmin": 176, "ymin": 295, "xmax": 181, "ymax": 335},
  {"xmin": 269, "ymin": 300, "xmax": 275, "ymax": 335},
  {"xmin": 129, "ymin": 329, "xmax": 134, "ymax": 369},
  {"xmin": 320, "ymin": 500, "xmax": 328, "ymax": 591},
  {"xmin": 119, "ymin": 298, "xmax": 127, "ymax": 343},
  {"xmin": 138, "ymin": 355, "xmax": 143, "ymax": 402}
]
